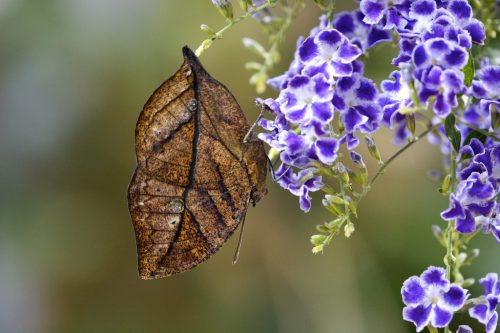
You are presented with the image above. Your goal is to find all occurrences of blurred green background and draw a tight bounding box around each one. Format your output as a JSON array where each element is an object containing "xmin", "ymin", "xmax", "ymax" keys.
[{"xmin": 0, "ymin": 1, "xmax": 498, "ymax": 333}]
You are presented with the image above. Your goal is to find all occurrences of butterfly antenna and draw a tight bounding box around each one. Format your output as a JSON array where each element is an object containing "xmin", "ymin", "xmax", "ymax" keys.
[
  {"xmin": 243, "ymin": 106, "xmax": 267, "ymax": 144},
  {"xmin": 232, "ymin": 203, "xmax": 249, "ymax": 265}
]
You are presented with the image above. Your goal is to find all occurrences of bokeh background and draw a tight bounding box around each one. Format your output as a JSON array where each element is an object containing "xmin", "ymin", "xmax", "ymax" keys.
[{"xmin": 0, "ymin": 1, "xmax": 498, "ymax": 332}]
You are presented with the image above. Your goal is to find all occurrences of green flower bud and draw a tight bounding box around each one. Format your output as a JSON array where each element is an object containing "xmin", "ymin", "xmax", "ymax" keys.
[
  {"xmin": 313, "ymin": 0, "xmax": 335, "ymax": 11},
  {"xmin": 200, "ymin": 24, "xmax": 216, "ymax": 38},
  {"xmin": 438, "ymin": 174, "xmax": 452, "ymax": 195},
  {"xmin": 212, "ymin": 0, "xmax": 234, "ymax": 20},
  {"xmin": 491, "ymin": 103, "xmax": 500, "ymax": 130},
  {"xmin": 365, "ymin": 136, "xmax": 383, "ymax": 164},
  {"xmin": 311, "ymin": 234, "xmax": 327, "ymax": 246}
]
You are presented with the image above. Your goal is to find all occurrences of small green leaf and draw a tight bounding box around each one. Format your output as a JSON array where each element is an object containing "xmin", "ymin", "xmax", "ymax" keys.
[
  {"xmin": 462, "ymin": 51, "xmax": 475, "ymax": 87},
  {"xmin": 444, "ymin": 114, "xmax": 461, "ymax": 152},
  {"xmin": 463, "ymin": 129, "xmax": 487, "ymax": 147}
]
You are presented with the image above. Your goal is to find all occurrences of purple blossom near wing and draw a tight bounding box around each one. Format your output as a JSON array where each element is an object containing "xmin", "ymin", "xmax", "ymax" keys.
[
  {"xmin": 333, "ymin": 74, "xmax": 382, "ymax": 148},
  {"xmin": 257, "ymin": 14, "xmax": 384, "ymax": 212},
  {"xmin": 469, "ymin": 273, "xmax": 500, "ymax": 333},
  {"xmin": 401, "ymin": 266, "xmax": 468, "ymax": 331},
  {"xmin": 298, "ymin": 29, "xmax": 362, "ymax": 80}
]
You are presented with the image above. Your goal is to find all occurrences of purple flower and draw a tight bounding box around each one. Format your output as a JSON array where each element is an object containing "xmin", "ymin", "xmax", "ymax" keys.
[
  {"xmin": 416, "ymin": 66, "xmax": 466, "ymax": 116},
  {"xmin": 471, "ymin": 66, "xmax": 500, "ymax": 100},
  {"xmin": 379, "ymin": 70, "xmax": 414, "ymax": 144},
  {"xmin": 275, "ymin": 165, "xmax": 324, "ymax": 212},
  {"xmin": 277, "ymin": 74, "xmax": 334, "ymax": 127},
  {"xmin": 298, "ymin": 29, "xmax": 362, "ymax": 80},
  {"xmin": 441, "ymin": 139, "xmax": 500, "ymax": 234},
  {"xmin": 333, "ymin": 10, "xmax": 392, "ymax": 52},
  {"xmin": 333, "ymin": 74, "xmax": 382, "ymax": 148},
  {"xmin": 469, "ymin": 273, "xmax": 500, "ymax": 333},
  {"xmin": 360, "ymin": 0, "xmax": 408, "ymax": 27},
  {"xmin": 412, "ymin": 38, "xmax": 468, "ymax": 70},
  {"xmin": 402, "ymin": 266, "xmax": 468, "ymax": 331}
]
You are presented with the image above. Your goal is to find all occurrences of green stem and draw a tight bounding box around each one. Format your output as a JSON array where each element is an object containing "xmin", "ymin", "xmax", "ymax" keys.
[
  {"xmin": 455, "ymin": 118, "xmax": 500, "ymax": 142},
  {"xmin": 369, "ymin": 122, "xmax": 443, "ymax": 187},
  {"xmin": 195, "ymin": 1, "xmax": 277, "ymax": 57}
]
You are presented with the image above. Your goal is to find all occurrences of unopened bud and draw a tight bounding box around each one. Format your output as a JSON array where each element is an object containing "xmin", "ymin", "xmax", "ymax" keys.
[
  {"xmin": 344, "ymin": 222, "xmax": 355, "ymax": 238},
  {"xmin": 313, "ymin": 0, "xmax": 335, "ymax": 11},
  {"xmin": 439, "ymin": 174, "xmax": 452, "ymax": 195},
  {"xmin": 337, "ymin": 163, "xmax": 350, "ymax": 185},
  {"xmin": 365, "ymin": 136, "xmax": 382, "ymax": 164},
  {"xmin": 469, "ymin": 248, "xmax": 480, "ymax": 259},
  {"xmin": 242, "ymin": 38, "xmax": 267, "ymax": 58},
  {"xmin": 406, "ymin": 113, "xmax": 416, "ymax": 139},
  {"xmin": 311, "ymin": 234, "xmax": 327, "ymax": 246},
  {"xmin": 432, "ymin": 225, "xmax": 442, "ymax": 238},
  {"xmin": 491, "ymin": 103, "xmax": 500, "ymax": 130},
  {"xmin": 212, "ymin": 0, "xmax": 234, "ymax": 20},
  {"xmin": 457, "ymin": 252, "xmax": 467, "ymax": 265},
  {"xmin": 239, "ymin": 0, "xmax": 252, "ymax": 11},
  {"xmin": 200, "ymin": 24, "xmax": 215, "ymax": 37},
  {"xmin": 462, "ymin": 278, "xmax": 475, "ymax": 288}
]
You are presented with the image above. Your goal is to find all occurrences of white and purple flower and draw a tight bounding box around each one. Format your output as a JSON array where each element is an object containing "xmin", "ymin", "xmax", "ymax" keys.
[
  {"xmin": 469, "ymin": 273, "xmax": 500, "ymax": 333},
  {"xmin": 298, "ymin": 29, "xmax": 362, "ymax": 80},
  {"xmin": 401, "ymin": 266, "xmax": 468, "ymax": 331},
  {"xmin": 333, "ymin": 74, "xmax": 382, "ymax": 148}
]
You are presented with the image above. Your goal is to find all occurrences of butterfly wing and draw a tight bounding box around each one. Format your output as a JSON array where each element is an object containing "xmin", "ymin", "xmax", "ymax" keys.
[{"xmin": 128, "ymin": 47, "xmax": 267, "ymax": 279}]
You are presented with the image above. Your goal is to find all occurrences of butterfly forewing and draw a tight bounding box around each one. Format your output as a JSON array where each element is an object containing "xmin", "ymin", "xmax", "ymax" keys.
[{"xmin": 128, "ymin": 47, "xmax": 267, "ymax": 279}]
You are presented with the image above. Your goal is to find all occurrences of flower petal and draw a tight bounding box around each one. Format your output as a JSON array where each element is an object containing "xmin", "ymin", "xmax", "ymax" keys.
[
  {"xmin": 403, "ymin": 305, "xmax": 432, "ymax": 332},
  {"xmin": 402, "ymin": 276, "xmax": 426, "ymax": 306},
  {"xmin": 431, "ymin": 305, "xmax": 453, "ymax": 328}
]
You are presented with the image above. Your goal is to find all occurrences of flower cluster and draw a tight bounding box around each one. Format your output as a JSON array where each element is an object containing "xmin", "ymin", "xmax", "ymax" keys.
[
  {"xmin": 441, "ymin": 138, "xmax": 500, "ymax": 238},
  {"xmin": 258, "ymin": 12, "xmax": 387, "ymax": 211},
  {"xmin": 370, "ymin": 0, "xmax": 487, "ymax": 144}
]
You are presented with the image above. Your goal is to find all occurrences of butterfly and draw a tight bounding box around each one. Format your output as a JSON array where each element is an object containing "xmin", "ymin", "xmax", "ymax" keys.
[{"xmin": 127, "ymin": 47, "xmax": 268, "ymax": 279}]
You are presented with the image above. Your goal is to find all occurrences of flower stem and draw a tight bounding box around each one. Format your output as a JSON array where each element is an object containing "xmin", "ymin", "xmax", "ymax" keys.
[
  {"xmin": 369, "ymin": 122, "xmax": 443, "ymax": 187},
  {"xmin": 195, "ymin": 1, "xmax": 277, "ymax": 57}
]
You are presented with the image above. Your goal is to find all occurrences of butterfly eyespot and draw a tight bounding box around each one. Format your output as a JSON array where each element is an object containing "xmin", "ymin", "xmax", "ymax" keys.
[{"xmin": 187, "ymin": 99, "xmax": 198, "ymax": 111}]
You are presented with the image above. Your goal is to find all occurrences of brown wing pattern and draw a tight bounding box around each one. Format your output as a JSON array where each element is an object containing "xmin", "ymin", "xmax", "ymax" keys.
[{"xmin": 128, "ymin": 47, "xmax": 267, "ymax": 279}]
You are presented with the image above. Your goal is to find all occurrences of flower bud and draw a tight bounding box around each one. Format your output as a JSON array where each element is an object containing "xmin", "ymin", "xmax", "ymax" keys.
[
  {"xmin": 439, "ymin": 174, "xmax": 451, "ymax": 195},
  {"xmin": 200, "ymin": 24, "xmax": 216, "ymax": 38},
  {"xmin": 406, "ymin": 113, "xmax": 416, "ymax": 139},
  {"xmin": 313, "ymin": 0, "xmax": 335, "ymax": 11},
  {"xmin": 344, "ymin": 222, "xmax": 355, "ymax": 238},
  {"xmin": 311, "ymin": 234, "xmax": 327, "ymax": 246},
  {"xmin": 212, "ymin": 0, "xmax": 234, "ymax": 20},
  {"xmin": 491, "ymin": 103, "xmax": 500, "ymax": 130},
  {"xmin": 365, "ymin": 136, "xmax": 382, "ymax": 164},
  {"xmin": 239, "ymin": 0, "xmax": 252, "ymax": 11},
  {"xmin": 462, "ymin": 278, "xmax": 475, "ymax": 288}
]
